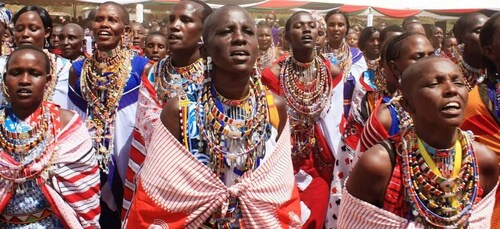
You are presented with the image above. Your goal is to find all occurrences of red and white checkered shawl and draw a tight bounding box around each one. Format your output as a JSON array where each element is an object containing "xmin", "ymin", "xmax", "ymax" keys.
[
  {"xmin": 338, "ymin": 184, "xmax": 498, "ymax": 229},
  {"xmin": 125, "ymin": 121, "xmax": 302, "ymax": 228},
  {"xmin": 0, "ymin": 112, "xmax": 100, "ymax": 229}
]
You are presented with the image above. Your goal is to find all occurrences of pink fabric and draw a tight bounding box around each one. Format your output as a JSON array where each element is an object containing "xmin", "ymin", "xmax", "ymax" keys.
[
  {"xmin": 124, "ymin": 121, "xmax": 302, "ymax": 228},
  {"xmin": 0, "ymin": 111, "xmax": 100, "ymax": 228},
  {"xmin": 338, "ymin": 184, "xmax": 498, "ymax": 228}
]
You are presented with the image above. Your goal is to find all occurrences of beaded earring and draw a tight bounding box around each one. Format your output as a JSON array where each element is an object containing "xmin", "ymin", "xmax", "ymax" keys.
[
  {"xmin": 206, "ymin": 56, "xmax": 212, "ymax": 72},
  {"xmin": 2, "ymin": 82, "xmax": 9, "ymax": 102}
]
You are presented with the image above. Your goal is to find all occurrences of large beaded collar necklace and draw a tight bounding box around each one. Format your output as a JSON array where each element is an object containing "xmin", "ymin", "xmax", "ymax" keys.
[
  {"xmin": 328, "ymin": 40, "xmax": 352, "ymax": 82},
  {"xmin": 399, "ymin": 127, "xmax": 479, "ymax": 228},
  {"xmin": 80, "ymin": 46, "xmax": 133, "ymax": 172},
  {"xmin": 280, "ymin": 55, "xmax": 333, "ymax": 162},
  {"xmin": 196, "ymin": 74, "xmax": 271, "ymax": 179},
  {"xmin": 257, "ymin": 45, "xmax": 276, "ymax": 71},
  {"xmin": 0, "ymin": 103, "xmax": 59, "ymax": 194},
  {"xmin": 154, "ymin": 56, "xmax": 204, "ymax": 104}
]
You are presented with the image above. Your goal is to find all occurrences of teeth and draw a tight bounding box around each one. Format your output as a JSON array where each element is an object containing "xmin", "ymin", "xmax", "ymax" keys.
[
  {"xmin": 444, "ymin": 102, "xmax": 460, "ymax": 109},
  {"xmin": 98, "ymin": 32, "xmax": 110, "ymax": 35}
]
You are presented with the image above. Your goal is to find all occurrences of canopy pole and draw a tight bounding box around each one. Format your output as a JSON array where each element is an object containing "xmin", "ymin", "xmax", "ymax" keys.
[{"xmin": 73, "ymin": 3, "xmax": 77, "ymax": 18}]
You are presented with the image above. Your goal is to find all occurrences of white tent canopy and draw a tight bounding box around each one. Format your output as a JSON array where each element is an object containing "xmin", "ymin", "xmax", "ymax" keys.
[{"xmin": 290, "ymin": 0, "xmax": 500, "ymax": 10}]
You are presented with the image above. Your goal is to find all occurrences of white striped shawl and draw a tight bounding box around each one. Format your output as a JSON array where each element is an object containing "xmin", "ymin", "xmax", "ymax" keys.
[
  {"xmin": 338, "ymin": 184, "xmax": 498, "ymax": 228},
  {"xmin": 135, "ymin": 121, "xmax": 302, "ymax": 228},
  {"xmin": 0, "ymin": 113, "xmax": 101, "ymax": 229}
]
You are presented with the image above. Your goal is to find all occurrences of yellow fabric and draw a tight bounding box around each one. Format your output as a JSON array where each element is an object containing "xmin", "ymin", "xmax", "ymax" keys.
[{"xmin": 266, "ymin": 90, "xmax": 280, "ymax": 130}]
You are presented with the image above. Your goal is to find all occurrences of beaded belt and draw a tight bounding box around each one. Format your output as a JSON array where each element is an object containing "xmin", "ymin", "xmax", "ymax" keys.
[{"xmin": 0, "ymin": 208, "xmax": 54, "ymax": 225}]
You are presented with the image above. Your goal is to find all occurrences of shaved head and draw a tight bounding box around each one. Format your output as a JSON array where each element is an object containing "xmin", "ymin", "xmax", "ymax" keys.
[
  {"xmin": 401, "ymin": 56, "xmax": 457, "ymax": 97},
  {"xmin": 62, "ymin": 23, "xmax": 84, "ymax": 37}
]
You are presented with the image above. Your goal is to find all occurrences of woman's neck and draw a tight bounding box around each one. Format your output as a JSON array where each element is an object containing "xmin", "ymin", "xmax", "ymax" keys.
[
  {"xmin": 171, "ymin": 48, "xmax": 201, "ymax": 67},
  {"xmin": 292, "ymin": 48, "xmax": 314, "ymax": 63},
  {"xmin": 96, "ymin": 46, "xmax": 121, "ymax": 61},
  {"xmin": 328, "ymin": 39, "xmax": 342, "ymax": 50},
  {"xmin": 10, "ymin": 103, "xmax": 41, "ymax": 121},
  {"xmin": 462, "ymin": 48, "xmax": 483, "ymax": 70},
  {"xmin": 212, "ymin": 68, "xmax": 250, "ymax": 100},
  {"xmin": 414, "ymin": 123, "xmax": 458, "ymax": 149}
]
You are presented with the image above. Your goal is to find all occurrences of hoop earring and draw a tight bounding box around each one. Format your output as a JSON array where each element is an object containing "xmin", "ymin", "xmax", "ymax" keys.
[
  {"xmin": 198, "ymin": 36, "xmax": 204, "ymax": 48},
  {"xmin": 44, "ymin": 38, "xmax": 50, "ymax": 49}
]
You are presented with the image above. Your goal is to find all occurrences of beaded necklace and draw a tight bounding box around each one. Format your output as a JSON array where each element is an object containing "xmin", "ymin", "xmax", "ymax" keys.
[
  {"xmin": 80, "ymin": 47, "xmax": 133, "ymax": 172},
  {"xmin": 452, "ymin": 45, "xmax": 486, "ymax": 91},
  {"xmin": 399, "ymin": 128, "xmax": 479, "ymax": 228},
  {"xmin": 154, "ymin": 56, "xmax": 204, "ymax": 104},
  {"xmin": 280, "ymin": 55, "xmax": 333, "ymax": 165},
  {"xmin": 365, "ymin": 57, "xmax": 380, "ymax": 71},
  {"xmin": 257, "ymin": 46, "xmax": 276, "ymax": 71},
  {"xmin": 0, "ymin": 103, "xmax": 59, "ymax": 195},
  {"xmin": 386, "ymin": 94, "xmax": 413, "ymax": 131},
  {"xmin": 42, "ymin": 50, "xmax": 58, "ymax": 102},
  {"xmin": 328, "ymin": 40, "xmax": 352, "ymax": 81},
  {"xmin": 196, "ymin": 74, "xmax": 271, "ymax": 179}
]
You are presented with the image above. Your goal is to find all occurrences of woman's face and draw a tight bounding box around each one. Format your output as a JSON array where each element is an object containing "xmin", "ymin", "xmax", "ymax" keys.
[
  {"xmin": 388, "ymin": 35, "xmax": 434, "ymax": 88},
  {"xmin": 405, "ymin": 59, "xmax": 468, "ymax": 128},
  {"xmin": 92, "ymin": 4, "xmax": 126, "ymax": 51},
  {"xmin": 205, "ymin": 7, "xmax": 257, "ymax": 75},
  {"xmin": 363, "ymin": 31, "xmax": 380, "ymax": 59},
  {"xmin": 4, "ymin": 49, "xmax": 49, "ymax": 110},
  {"xmin": 430, "ymin": 27, "xmax": 444, "ymax": 46},
  {"xmin": 131, "ymin": 23, "xmax": 146, "ymax": 47},
  {"xmin": 442, "ymin": 37, "xmax": 458, "ymax": 54},
  {"xmin": 346, "ymin": 32, "xmax": 358, "ymax": 48},
  {"xmin": 257, "ymin": 27, "xmax": 272, "ymax": 51},
  {"xmin": 167, "ymin": 1, "xmax": 204, "ymax": 52},
  {"xmin": 14, "ymin": 11, "xmax": 50, "ymax": 49},
  {"xmin": 144, "ymin": 34, "xmax": 167, "ymax": 62},
  {"xmin": 287, "ymin": 12, "xmax": 317, "ymax": 51},
  {"xmin": 316, "ymin": 27, "xmax": 326, "ymax": 51},
  {"xmin": 461, "ymin": 14, "xmax": 488, "ymax": 54},
  {"xmin": 326, "ymin": 13, "xmax": 347, "ymax": 45},
  {"xmin": 59, "ymin": 25, "xmax": 85, "ymax": 60}
]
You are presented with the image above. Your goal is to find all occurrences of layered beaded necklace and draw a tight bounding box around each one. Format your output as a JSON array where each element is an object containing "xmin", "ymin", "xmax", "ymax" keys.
[
  {"xmin": 399, "ymin": 128, "xmax": 479, "ymax": 228},
  {"xmin": 42, "ymin": 50, "xmax": 58, "ymax": 102},
  {"xmin": 154, "ymin": 56, "xmax": 204, "ymax": 104},
  {"xmin": 328, "ymin": 40, "xmax": 352, "ymax": 81},
  {"xmin": 80, "ymin": 47, "xmax": 133, "ymax": 172},
  {"xmin": 280, "ymin": 55, "xmax": 333, "ymax": 162},
  {"xmin": 452, "ymin": 45, "xmax": 486, "ymax": 91},
  {"xmin": 0, "ymin": 103, "xmax": 59, "ymax": 194},
  {"xmin": 196, "ymin": 74, "xmax": 271, "ymax": 179},
  {"xmin": 257, "ymin": 46, "xmax": 276, "ymax": 71}
]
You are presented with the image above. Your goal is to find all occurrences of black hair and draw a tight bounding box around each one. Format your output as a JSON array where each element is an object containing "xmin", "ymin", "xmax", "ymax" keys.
[
  {"xmin": 324, "ymin": 9, "xmax": 350, "ymax": 35},
  {"xmin": 382, "ymin": 32, "xmax": 424, "ymax": 66},
  {"xmin": 380, "ymin": 24, "xmax": 403, "ymax": 42},
  {"xmin": 358, "ymin": 26, "xmax": 380, "ymax": 51},
  {"xmin": 453, "ymin": 12, "xmax": 487, "ymax": 44},
  {"xmin": 480, "ymin": 12, "xmax": 500, "ymax": 74},
  {"xmin": 100, "ymin": 1, "xmax": 130, "ymax": 25},
  {"xmin": 285, "ymin": 11, "xmax": 309, "ymax": 34},
  {"xmin": 12, "ymin": 6, "xmax": 52, "ymax": 39},
  {"xmin": 6, "ymin": 45, "xmax": 50, "ymax": 74},
  {"xmin": 428, "ymin": 25, "xmax": 443, "ymax": 38}
]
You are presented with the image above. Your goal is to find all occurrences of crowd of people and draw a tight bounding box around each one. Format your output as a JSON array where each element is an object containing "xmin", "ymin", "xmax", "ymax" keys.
[{"xmin": 0, "ymin": 0, "xmax": 498, "ymax": 228}]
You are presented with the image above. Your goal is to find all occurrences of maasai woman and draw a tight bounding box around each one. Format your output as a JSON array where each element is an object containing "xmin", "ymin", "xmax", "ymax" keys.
[
  {"xmin": 0, "ymin": 4, "xmax": 12, "ymax": 56},
  {"xmin": 67, "ymin": 1, "xmax": 150, "ymax": 228},
  {"xmin": 262, "ymin": 11, "xmax": 341, "ymax": 228},
  {"xmin": 311, "ymin": 12, "xmax": 327, "ymax": 55},
  {"xmin": 122, "ymin": 0, "xmax": 211, "ymax": 218},
  {"xmin": 440, "ymin": 35, "xmax": 458, "ymax": 61},
  {"xmin": 59, "ymin": 23, "xmax": 86, "ymax": 63},
  {"xmin": 143, "ymin": 31, "xmax": 167, "ymax": 62},
  {"xmin": 340, "ymin": 56, "xmax": 498, "ymax": 228},
  {"xmin": 0, "ymin": 6, "xmax": 72, "ymax": 109},
  {"xmin": 125, "ymin": 5, "xmax": 301, "ymax": 228},
  {"xmin": 324, "ymin": 10, "xmax": 367, "ymax": 119},
  {"xmin": 0, "ymin": 46, "xmax": 100, "ymax": 228},
  {"xmin": 465, "ymin": 12, "xmax": 500, "ymax": 228},
  {"xmin": 428, "ymin": 25, "xmax": 444, "ymax": 54},
  {"xmin": 359, "ymin": 33, "xmax": 434, "ymax": 153},
  {"xmin": 452, "ymin": 13, "xmax": 488, "ymax": 90},
  {"xmin": 256, "ymin": 24, "xmax": 276, "ymax": 71}
]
